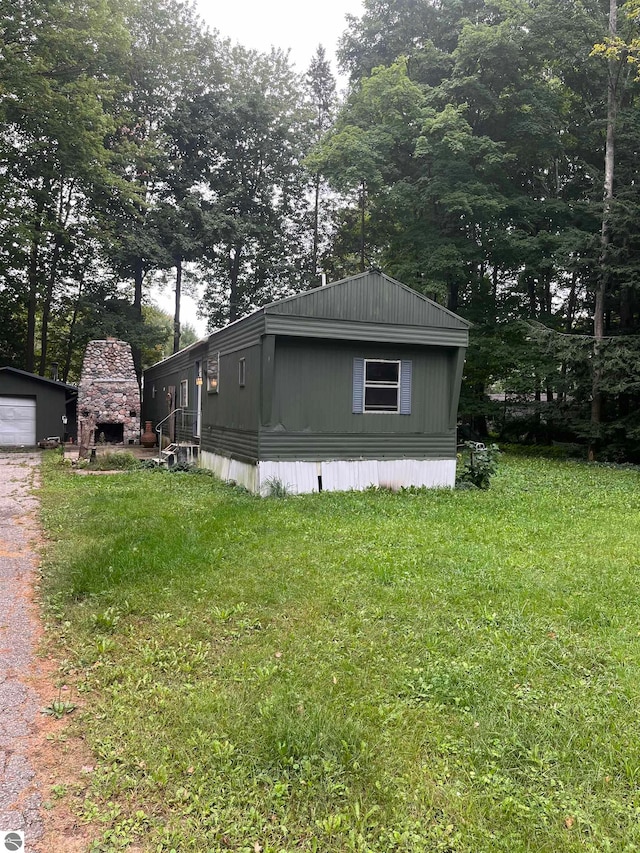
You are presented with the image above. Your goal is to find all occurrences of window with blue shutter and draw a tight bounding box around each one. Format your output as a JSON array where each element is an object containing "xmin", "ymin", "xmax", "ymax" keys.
[{"xmin": 354, "ymin": 358, "xmax": 412, "ymax": 414}]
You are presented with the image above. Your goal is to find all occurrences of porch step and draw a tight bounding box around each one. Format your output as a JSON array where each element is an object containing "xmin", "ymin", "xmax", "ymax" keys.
[{"xmin": 157, "ymin": 443, "xmax": 200, "ymax": 466}]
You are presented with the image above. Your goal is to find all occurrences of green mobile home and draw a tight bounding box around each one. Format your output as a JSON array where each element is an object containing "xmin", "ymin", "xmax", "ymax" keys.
[{"xmin": 143, "ymin": 270, "xmax": 469, "ymax": 492}]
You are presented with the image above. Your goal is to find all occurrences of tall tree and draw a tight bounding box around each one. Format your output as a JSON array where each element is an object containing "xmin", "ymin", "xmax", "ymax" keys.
[
  {"xmin": 96, "ymin": 0, "xmax": 214, "ymax": 375},
  {"xmin": 200, "ymin": 46, "xmax": 312, "ymax": 327},
  {"xmin": 305, "ymin": 45, "xmax": 337, "ymax": 284},
  {"xmin": 0, "ymin": 0, "xmax": 130, "ymax": 372}
]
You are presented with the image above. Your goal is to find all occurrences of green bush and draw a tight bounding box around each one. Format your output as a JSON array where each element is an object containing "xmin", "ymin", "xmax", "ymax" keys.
[{"xmin": 456, "ymin": 441, "xmax": 501, "ymax": 489}]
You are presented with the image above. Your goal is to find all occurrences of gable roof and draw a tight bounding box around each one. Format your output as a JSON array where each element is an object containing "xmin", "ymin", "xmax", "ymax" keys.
[
  {"xmin": 0, "ymin": 367, "xmax": 77, "ymax": 393},
  {"xmin": 264, "ymin": 270, "xmax": 470, "ymax": 330},
  {"xmin": 146, "ymin": 270, "xmax": 469, "ymax": 372}
]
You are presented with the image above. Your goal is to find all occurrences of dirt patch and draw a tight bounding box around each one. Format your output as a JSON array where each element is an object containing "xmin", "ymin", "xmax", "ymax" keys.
[
  {"xmin": 25, "ymin": 653, "xmax": 98, "ymax": 853},
  {"xmin": 22, "ymin": 560, "xmax": 100, "ymax": 852},
  {"xmin": 0, "ymin": 452, "xmax": 101, "ymax": 852}
]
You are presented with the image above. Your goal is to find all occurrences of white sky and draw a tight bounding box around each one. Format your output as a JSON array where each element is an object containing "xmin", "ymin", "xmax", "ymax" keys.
[
  {"xmin": 152, "ymin": 0, "xmax": 364, "ymax": 337},
  {"xmin": 196, "ymin": 0, "xmax": 363, "ymax": 81}
]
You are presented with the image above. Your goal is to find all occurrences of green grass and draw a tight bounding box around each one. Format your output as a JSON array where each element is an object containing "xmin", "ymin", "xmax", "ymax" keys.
[{"xmin": 39, "ymin": 455, "xmax": 640, "ymax": 852}]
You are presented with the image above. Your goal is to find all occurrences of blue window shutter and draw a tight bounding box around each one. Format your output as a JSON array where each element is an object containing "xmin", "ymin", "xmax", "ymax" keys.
[
  {"xmin": 353, "ymin": 358, "xmax": 364, "ymax": 413},
  {"xmin": 400, "ymin": 360, "xmax": 412, "ymax": 414}
]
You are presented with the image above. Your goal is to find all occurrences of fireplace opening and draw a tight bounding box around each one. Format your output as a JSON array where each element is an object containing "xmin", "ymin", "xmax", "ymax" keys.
[{"xmin": 95, "ymin": 423, "xmax": 124, "ymax": 444}]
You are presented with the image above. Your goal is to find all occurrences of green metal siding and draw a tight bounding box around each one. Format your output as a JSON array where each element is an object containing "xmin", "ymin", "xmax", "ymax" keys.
[
  {"xmin": 269, "ymin": 338, "xmax": 455, "ymax": 434},
  {"xmin": 142, "ymin": 272, "xmax": 469, "ymax": 467},
  {"xmin": 200, "ymin": 425, "xmax": 259, "ymax": 462},
  {"xmin": 260, "ymin": 338, "xmax": 460, "ymax": 461},
  {"xmin": 200, "ymin": 343, "xmax": 261, "ymax": 461},
  {"xmin": 264, "ymin": 315, "xmax": 468, "ymax": 347},
  {"xmin": 258, "ymin": 431, "xmax": 456, "ymax": 461},
  {"xmin": 266, "ymin": 270, "xmax": 469, "ymax": 330},
  {"xmin": 142, "ymin": 340, "xmax": 207, "ymax": 440},
  {"xmin": 208, "ymin": 313, "xmax": 265, "ymax": 354}
]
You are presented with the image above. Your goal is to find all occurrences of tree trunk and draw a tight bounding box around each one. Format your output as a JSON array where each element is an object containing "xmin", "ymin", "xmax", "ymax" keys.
[
  {"xmin": 41, "ymin": 178, "xmax": 73, "ymax": 376},
  {"xmin": 620, "ymin": 283, "xmax": 633, "ymax": 331},
  {"xmin": 63, "ymin": 271, "xmax": 84, "ymax": 383},
  {"xmin": 229, "ymin": 244, "xmax": 242, "ymax": 323},
  {"xmin": 589, "ymin": 0, "xmax": 617, "ymax": 462},
  {"xmin": 565, "ymin": 269, "xmax": 578, "ymax": 333},
  {"xmin": 26, "ymin": 197, "xmax": 46, "ymax": 373},
  {"xmin": 560, "ymin": 269, "xmax": 580, "ymax": 403},
  {"xmin": 360, "ymin": 180, "xmax": 366, "ymax": 273},
  {"xmin": 173, "ymin": 257, "xmax": 182, "ymax": 355},
  {"xmin": 448, "ymin": 279, "xmax": 459, "ymax": 314},
  {"xmin": 311, "ymin": 172, "xmax": 321, "ymax": 282},
  {"xmin": 39, "ymin": 234, "xmax": 62, "ymax": 376},
  {"xmin": 132, "ymin": 257, "xmax": 144, "ymax": 381}
]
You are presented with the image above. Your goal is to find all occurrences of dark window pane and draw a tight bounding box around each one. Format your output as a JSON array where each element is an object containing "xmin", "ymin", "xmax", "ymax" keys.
[
  {"xmin": 365, "ymin": 387, "xmax": 398, "ymax": 411},
  {"xmin": 366, "ymin": 361, "xmax": 399, "ymax": 383}
]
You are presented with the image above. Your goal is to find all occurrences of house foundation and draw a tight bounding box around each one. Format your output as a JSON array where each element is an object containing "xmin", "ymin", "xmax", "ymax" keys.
[{"xmin": 200, "ymin": 451, "xmax": 455, "ymax": 494}]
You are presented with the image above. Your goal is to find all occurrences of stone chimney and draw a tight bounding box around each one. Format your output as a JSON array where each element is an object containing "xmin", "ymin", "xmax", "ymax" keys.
[{"xmin": 77, "ymin": 340, "xmax": 141, "ymax": 445}]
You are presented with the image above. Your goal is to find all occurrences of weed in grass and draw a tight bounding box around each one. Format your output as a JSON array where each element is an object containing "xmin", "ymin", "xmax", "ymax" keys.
[
  {"xmin": 166, "ymin": 461, "xmax": 195, "ymax": 473},
  {"xmin": 90, "ymin": 606, "xmax": 120, "ymax": 632},
  {"xmin": 456, "ymin": 441, "xmax": 501, "ymax": 489},
  {"xmin": 261, "ymin": 476, "xmax": 292, "ymax": 497},
  {"xmin": 50, "ymin": 783, "xmax": 68, "ymax": 800},
  {"xmin": 42, "ymin": 694, "xmax": 76, "ymax": 719},
  {"xmin": 94, "ymin": 636, "xmax": 116, "ymax": 656}
]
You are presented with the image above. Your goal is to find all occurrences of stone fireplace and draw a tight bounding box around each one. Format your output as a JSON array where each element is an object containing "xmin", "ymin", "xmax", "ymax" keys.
[{"xmin": 77, "ymin": 339, "xmax": 141, "ymax": 445}]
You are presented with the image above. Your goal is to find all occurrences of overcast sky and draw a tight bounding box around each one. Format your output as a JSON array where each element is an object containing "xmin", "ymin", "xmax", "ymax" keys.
[
  {"xmin": 152, "ymin": 0, "xmax": 364, "ymax": 337},
  {"xmin": 195, "ymin": 0, "xmax": 363, "ymax": 80}
]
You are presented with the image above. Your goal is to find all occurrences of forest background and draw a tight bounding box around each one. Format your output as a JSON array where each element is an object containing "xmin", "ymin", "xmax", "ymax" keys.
[{"xmin": 1, "ymin": 0, "xmax": 639, "ymax": 459}]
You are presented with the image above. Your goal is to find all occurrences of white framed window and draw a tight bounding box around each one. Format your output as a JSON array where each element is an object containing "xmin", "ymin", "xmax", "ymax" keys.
[
  {"xmin": 238, "ymin": 357, "xmax": 246, "ymax": 387},
  {"xmin": 353, "ymin": 358, "xmax": 412, "ymax": 415},
  {"xmin": 364, "ymin": 359, "xmax": 400, "ymax": 412},
  {"xmin": 179, "ymin": 379, "xmax": 188, "ymax": 408}
]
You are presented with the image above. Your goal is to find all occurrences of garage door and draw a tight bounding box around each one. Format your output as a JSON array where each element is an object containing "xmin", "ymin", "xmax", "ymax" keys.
[{"xmin": 0, "ymin": 397, "xmax": 36, "ymax": 446}]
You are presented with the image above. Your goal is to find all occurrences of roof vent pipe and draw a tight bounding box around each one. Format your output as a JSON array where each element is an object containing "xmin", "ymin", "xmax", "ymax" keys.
[{"xmin": 320, "ymin": 270, "xmax": 327, "ymax": 287}]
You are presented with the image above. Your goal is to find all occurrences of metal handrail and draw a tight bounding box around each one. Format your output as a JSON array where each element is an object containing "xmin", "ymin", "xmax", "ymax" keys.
[
  {"xmin": 154, "ymin": 409, "xmax": 199, "ymax": 463},
  {"xmin": 155, "ymin": 408, "xmax": 183, "ymax": 463},
  {"xmin": 154, "ymin": 408, "xmax": 184, "ymax": 433}
]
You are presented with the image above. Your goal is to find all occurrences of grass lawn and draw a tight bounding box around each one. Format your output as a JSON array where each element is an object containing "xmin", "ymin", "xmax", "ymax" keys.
[{"xmin": 39, "ymin": 454, "xmax": 640, "ymax": 852}]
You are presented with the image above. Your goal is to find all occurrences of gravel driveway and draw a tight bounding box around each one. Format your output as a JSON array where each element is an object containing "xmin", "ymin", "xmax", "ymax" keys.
[{"xmin": 0, "ymin": 451, "xmax": 44, "ymax": 848}]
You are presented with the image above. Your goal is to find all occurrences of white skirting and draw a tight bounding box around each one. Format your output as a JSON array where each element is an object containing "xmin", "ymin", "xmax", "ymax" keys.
[
  {"xmin": 200, "ymin": 451, "xmax": 456, "ymax": 494},
  {"xmin": 199, "ymin": 451, "xmax": 258, "ymax": 492}
]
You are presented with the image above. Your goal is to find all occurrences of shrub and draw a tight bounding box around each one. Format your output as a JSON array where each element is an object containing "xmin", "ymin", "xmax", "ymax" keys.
[{"xmin": 456, "ymin": 442, "xmax": 501, "ymax": 489}]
